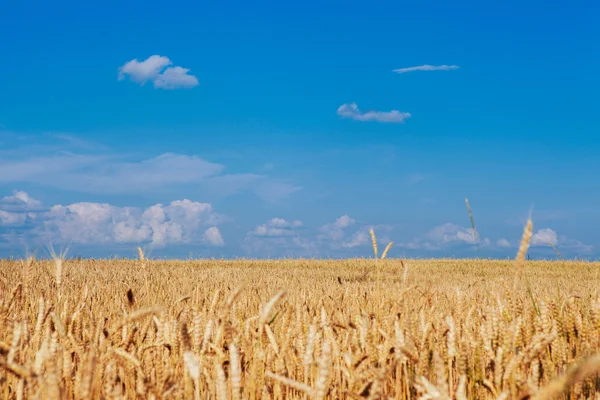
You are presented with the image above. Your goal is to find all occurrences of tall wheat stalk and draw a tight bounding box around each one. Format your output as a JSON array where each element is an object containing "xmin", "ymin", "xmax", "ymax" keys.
[{"xmin": 465, "ymin": 197, "xmax": 479, "ymax": 250}]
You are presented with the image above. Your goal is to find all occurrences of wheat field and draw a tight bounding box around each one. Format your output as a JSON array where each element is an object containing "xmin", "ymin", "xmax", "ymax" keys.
[{"xmin": 1, "ymin": 240, "xmax": 600, "ymax": 399}]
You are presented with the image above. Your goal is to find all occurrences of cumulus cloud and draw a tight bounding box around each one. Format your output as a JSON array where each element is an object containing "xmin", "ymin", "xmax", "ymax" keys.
[
  {"xmin": 0, "ymin": 210, "xmax": 28, "ymax": 227},
  {"xmin": 531, "ymin": 228, "xmax": 558, "ymax": 246},
  {"xmin": 153, "ymin": 66, "xmax": 199, "ymax": 89},
  {"xmin": 427, "ymin": 223, "xmax": 481, "ymax": 245},
  {"xmin": 118, "ymin": 55, "xmax": 199, "ymax": 89},
  {"xmin": 203, "ymin": 227, "xmax": 225, "ymax": 247},
  {"xmin": 248, "ymin": 218, "xmax": 303, "ymax": 238},
  {"xmin": 0, "ymin": 190, "xmax": 44, "ymax": 212},
  {"xmin": 496, "ymin": 238, "xmax": 511, "ymax": 248},
  {"xmin": 1, "ymin": 191, "xmax": 42, "ymax": 207},
  {"xmin": 0, "ymin": 192, "xmax": 225, "ymax": 248},
  {"xmin": 118, "ymin": 55, "xmax": 171, "ymax": 84},
  {"xmin": 318, "ymin": 215, "xmax": 393, "ymax": 250},
  {"xmin": 528, "ymin": 228, "xmax": 592, "ymax": 254},
  {"xmin": 0, "ymin": 191, "xmax": 45, "ymax": 229},
  {"xmin": 243, "ymin": 218, "xmax": 313, "ymax": 256},
  {"xmin": 341, "ymin": 230, "xmax": 370, "ymax": 248},
  {"xmin": 337, "ymin": 103, "xmax": 411, "ymax": 123},
  {"xmin": 393, "ymin": 64, "xmax": 460, "ymax": 74},
  {"xmin": 319, "ymin": 214, "xmax": 356, "ymax": 241}
]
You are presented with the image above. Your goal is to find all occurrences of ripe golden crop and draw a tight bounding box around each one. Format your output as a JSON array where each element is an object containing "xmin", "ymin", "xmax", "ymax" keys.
[{"xmin": 1, "ymin": 253, "xmax": 600, "ymax": 399}]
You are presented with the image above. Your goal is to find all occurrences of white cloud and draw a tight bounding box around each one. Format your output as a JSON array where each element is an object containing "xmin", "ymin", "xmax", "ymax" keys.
[
  {"xmin": 0, "ymin": 192, "xmax": 225, "ymax": 248},
  {"xmin": 248, "ymin": 218, "xmax": 303, "ymax": 238},
  {"xmin": 1, "ymin": 191, "xmax": 42, "ymax": 208},
  {"xmin": 0, "ymin": 191, "xmax": 44, "ymax": 228},
  {"xmin": 427, "ymin": 223, "xmax": 480, "ymax": 245},
  {"xmin": 393, "ymin": 64, "xmax": 460, "ymax": 74},
  {"xmin": 335, "ymin": 215, "xmax": 355, "ymax": 228},
  {"xmin": 118, "ymin": 55, "xmax": 171, "ymax": 84},
  {"xmin": 528, "ymin": 228, "xmax": 592, "ymax": 254},
  {"xmin": 0, "ymin": 210, "xmax": 28, "ymax": 227},
  {"xmin": 243, "ymin": 218, "xmax": 313, "ymax": 256},
  {"xmin": 318, "ymin": 215, "xmax": 393, "ymax": 250},
  {"xmin": 337, "ymin": 103, "xmax": 411, "ymax": 123},
  {"xmin": 153, "ymin": 67, "xmax": 199, "ymax": 89},
  {"xmin": 269, "ymin": 218, "xmax": 303, "ymax": 229},
  {"xmin": 531, "ymin": 228, "xmax": 558, "ymax": 246},
  {"xmin": 341, "ymin": 230, "xmax": 369, "ymax": 248},
  {"xmin": 203, "ymin": 227, "xmax": 225, "ymax": 247},
  {"xmin": 0, "ymin": 190, "xmax": 44, "ymax": 212},
  {"xmin": 319, "ymin": 214, "xmax": 355, "ymax": 241},
  {"xmin": 118, "ymin": 55, "xmax": 199, "ymax": 89},
  {"xmin": 497, "ymin": 238, "xmax": 511, "ymax": 248}
]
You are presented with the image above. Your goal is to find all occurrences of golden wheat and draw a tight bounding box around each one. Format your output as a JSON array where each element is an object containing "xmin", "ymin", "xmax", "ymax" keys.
[{"xmin": 1, "ymin": 254, "xmax": 600, "ymax": 398}]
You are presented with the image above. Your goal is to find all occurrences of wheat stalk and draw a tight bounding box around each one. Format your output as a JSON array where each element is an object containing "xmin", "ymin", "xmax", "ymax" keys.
[
  {"xmin": 381, "ymin": 242, "xmax": 393, "ymax": 260},
  {"xmin": 465, "ymin": 197, "xmax": 480, "ymax": 249},
  {"xmin": 369, "ymin": 229, "xmax": 378, "ymax": 259}
]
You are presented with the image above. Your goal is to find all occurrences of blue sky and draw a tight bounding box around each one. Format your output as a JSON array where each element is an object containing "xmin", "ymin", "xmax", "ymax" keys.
[{"xmin": 0, "ymin": 0, "xmax": 598, "ymax": 259}]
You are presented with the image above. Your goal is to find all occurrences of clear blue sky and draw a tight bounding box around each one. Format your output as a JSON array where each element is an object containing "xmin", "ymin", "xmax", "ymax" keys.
[{"xmin": 1, "ymin": 0, "xmax": 598, "ymax": 259}]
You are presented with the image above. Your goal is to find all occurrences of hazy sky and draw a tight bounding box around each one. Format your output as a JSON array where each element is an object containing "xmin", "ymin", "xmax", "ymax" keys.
[{"xmin": 1, "ymin": 0, "xmax": 598, "ymax": 259}]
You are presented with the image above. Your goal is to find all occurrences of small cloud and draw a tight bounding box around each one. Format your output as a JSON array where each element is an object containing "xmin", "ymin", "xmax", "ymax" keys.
[
  {"xmin": 334, "ymin": 215, "xmax": 354, "ymax": 229},
  {"xmin": 243, "ymin": 218, "xmax": 313, "ymax": 256},
  {"xmin": 529, "ymin": 228, "xmax": 592, "ymax": 254},
  {"xmin": 203, "ymin": 227, "xmax": 225, "ymax": 247},
  {"xmin": 393, "ymin": 64, "xmax": 460, "ymax": 74},
  {"xmin": 118, "ymin": 55, "xmax": 199, "ymax": 90},
  {"xmin": 269, "ymin": 218, "xmax": 303, "ymax": 229},
  {"xmin": 153, "ymin": 66, "xmax": 199, "ymax": 89},
  {"xmin": 118, "ymin": 55, "xmax": 171, "ymax": 84},
  {"xmin": 319, "ymin": 214, "xmax": 356, "ymax": 241},
  {"xmin": 319, "ymin": 215, "xmax": 393, "ymax": 250},
  {"xmin": 337, "ymin": 103, "xmax": 411, "ymax": 124},
  {"xmin": 248, "ymin": 218, "xmax": 303, "ymax": 237},
  {"xmin": 497, "ymin": 238, "xmax": 511, "ymax": 248},
  {"xmin": 531, "ymin": 228, "xmax": 558, "ymax": 246},
  {"xmin": 0, "ymin": 210, "xmax": 29, "ymax": 227},
  {"xmin": 0, "ymin": 191, "xmax": 45, "ymax": 228},
  {"xmin": 341, "ymin": 230, "xmax": 369, "ymax": 248},
  {"xmin": 427, "ymin": 223, "xmax": 480, "ymax": 245},
  {"xmin": 0, "ymin": 190, "xmax": 43, "ymax": 211}
]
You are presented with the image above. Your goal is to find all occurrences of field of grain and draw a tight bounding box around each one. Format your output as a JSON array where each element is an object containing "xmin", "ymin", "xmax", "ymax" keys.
[{"xmin": 2, "ymin": 250, "xmax": 600, "ymax": 399}]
